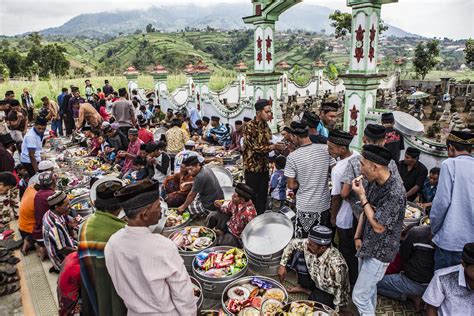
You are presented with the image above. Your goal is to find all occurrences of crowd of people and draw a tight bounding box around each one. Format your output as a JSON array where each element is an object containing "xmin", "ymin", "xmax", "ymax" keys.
[{"xmin": 0, "ymin": 79, "xmax": 473, "ymax": 316}]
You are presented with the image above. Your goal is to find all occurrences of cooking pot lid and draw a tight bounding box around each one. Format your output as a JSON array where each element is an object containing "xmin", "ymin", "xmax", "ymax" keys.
[
  {"xmin": 242, "ymin": 213, "xmax": 293, "ymax": 256},
  {"xmin": 209, "ymin": 166, "xmax": 233, "ymax": 187},
  {"xmin": 393, "ymin": 111, "xmax": 424, "ymax": 136}
]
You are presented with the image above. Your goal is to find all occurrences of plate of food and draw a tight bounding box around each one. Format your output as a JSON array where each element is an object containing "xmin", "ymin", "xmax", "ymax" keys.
[
  {"xmin": 194, "ymin": 247, "xmax": 247, "ymax": 278},
  {"xmin": 170, "ymin": 226, "xmax": 216, "ymax": 252},
  {"xmin": 278, "ymin": 301, "xmax": 336, "ymax": 316},
  {"xmin": 222, "ymin": 276, "xmax": 288, "ymax": 315},
  {"xmin": 165, "ymin": 209, "xmax": 191, "ymax": 228}
]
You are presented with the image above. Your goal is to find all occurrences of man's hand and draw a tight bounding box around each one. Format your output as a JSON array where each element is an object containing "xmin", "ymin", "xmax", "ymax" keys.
[
  {"xmin": 330, "ymin": 215, "xmax": 337, "ymax": 228},
  {"xmin": 214, "ymin": 229, "xmax": 223, "ymax": 237},
  {"xmin": 214, "ymin": 200, "xmax": 223, "ymax": 209},
  {"xmin": 351, "ymin": 177, "xmax": 366, "ymax": 198},
  {"xmin": 177, "ymin": 205, "xmax": 186, "ymax": 214},
  {"xmin": 355, "ymin": 239, "xmax": 362, "ymax": 251},
  {"xmin": 277, "ymin": 265, "xmax": 287, "ymax": 283}
]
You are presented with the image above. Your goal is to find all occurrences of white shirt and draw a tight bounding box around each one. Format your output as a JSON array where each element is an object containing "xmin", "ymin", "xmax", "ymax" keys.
[
  {"xmin": 331, "ymin": 152, "xmax": 359, "ymax": 229},
  {"xmin": 20, "ymin": 127, "xmax": 43, "ymax": 164},
  {"xmin": 104, "ymin": 226, "xmax": 197, "ymax": 316},
  {"xmin": 422, "ymin": 264, "xmax": 474, "ymax": 316}
]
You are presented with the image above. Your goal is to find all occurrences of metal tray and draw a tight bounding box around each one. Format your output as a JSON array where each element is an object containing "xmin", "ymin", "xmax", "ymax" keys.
[
  {"xmin": 209, "ymin": 165, "xmax": 233, "ymax": 187},
  {"xmin": 241, "ymin": 212, "xmax": 293, "ymax": 259}
]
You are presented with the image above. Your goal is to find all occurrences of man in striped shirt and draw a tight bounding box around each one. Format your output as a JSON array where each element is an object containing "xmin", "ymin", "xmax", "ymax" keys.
[
  {"xmin": 207, "ymin": 116, "xmax": 231, "ymax": 147},
  {"xmin": 43, "ymin": 191, "xmax": 77, "ymax": 272},
  {"xmin": 284, "ymin": 121, "xmax": 333, "ymax": 238}
]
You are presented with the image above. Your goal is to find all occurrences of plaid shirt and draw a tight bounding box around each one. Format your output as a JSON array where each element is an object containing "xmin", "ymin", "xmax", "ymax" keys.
[
  {"xmin": 280, "ymin": 239, "xmax": 350, "ymax": 311},
  {"xmin": 243, "ymin": 119, "xmax": 272, "ymax": 173},
  {"xmin": 221, "ymin": 200, "xmax": 257, "ymax": 237}
]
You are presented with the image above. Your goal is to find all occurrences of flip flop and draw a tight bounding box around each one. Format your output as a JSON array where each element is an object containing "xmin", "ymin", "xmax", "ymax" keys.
[
  {"xmin": 0, "ymin": 284, "xmax": 20, "ymax": 297},
  {"xmin": 0, "ymin": 250, "xmax": 8, "ymax": 258},
  {"xmin": 6, "ymin": 257, "xmax": 20, "ymax": 265},
  {"xmin": 0, "ymin": 239, "xmax": 23, "ymax": 251},
  {"xmin": 0, "ymin": 229, "xmax": 14, "ymax": 240},
  {"xmin": 1, "ymin": 267, "xmax": 17, "ymax": 276},
  {"xmin": 0, "ymin": 273, "xmax": 20, "ymax": 285}
]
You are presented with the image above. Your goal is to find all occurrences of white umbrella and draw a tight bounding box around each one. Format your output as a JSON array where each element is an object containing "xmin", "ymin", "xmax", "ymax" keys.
[{"xmin": 407, "ymin": 91, "xmax": 430, "ymax": 100}]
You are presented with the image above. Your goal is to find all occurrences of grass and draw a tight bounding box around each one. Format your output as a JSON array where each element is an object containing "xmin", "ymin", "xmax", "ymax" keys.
[{"xmin": 0, "ymin": 74, "xmax": 236, "ymax": 101}]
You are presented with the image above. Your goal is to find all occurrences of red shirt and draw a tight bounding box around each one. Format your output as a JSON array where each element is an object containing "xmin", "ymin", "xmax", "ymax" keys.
[
  {"xmin": 138, "ymin": 128, "xmax": 154, "ymax": 144},
  {"xmin": 221, "ymin": 200, "xmax": 257, "ymax": 237},
  {"xmin": 99, "ymin": 106, "xmax": 110, "ymax": 122},
  {"xmin": 58, "ymin": 252, "xmax": 81, "ymax": 316}
]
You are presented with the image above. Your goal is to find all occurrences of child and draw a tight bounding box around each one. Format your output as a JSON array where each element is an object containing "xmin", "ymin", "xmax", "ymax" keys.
[
  {"xmin": 97, "ymin": 134, "xmax": 115, "ymax": 162},
  {"xmin": 269, "ymin": 155, "xmax": 287, "ymax": 212},
  {"xmin": 137, "ymin": 118, "xmax": 154, "ymax": 144},
  {"xmin": 15, "ymin": 164, "xmax": 29, "ymax": 199},
  {"xmin": 88, "ymin": 129, "xmax": 101, "ymax": 156}
]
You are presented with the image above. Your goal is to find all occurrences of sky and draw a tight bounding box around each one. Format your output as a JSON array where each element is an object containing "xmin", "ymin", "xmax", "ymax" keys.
[{"xmin": 0, "ymin": 0, "xmax": 473, "ymax": 39}]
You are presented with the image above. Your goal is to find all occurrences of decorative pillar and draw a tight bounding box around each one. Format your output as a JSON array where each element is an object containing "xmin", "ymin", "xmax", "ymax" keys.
[
  {"xmin": 235, "ymin": 61, "xmax": 248, "ymax": 101},
  {"xmin": 243, "ymin": 0, "xmax": 302, "ymax": 133},
  {"xmin": 150, "ymin": 63, "xmax": 168, "ymax": 104},
  {"xmin": 313, "ymin": 59, "xmax": 325, "ymax": 99},
  {"xmin": 340, "ymin": 0, "xmax": 397, "ymax": 149},
  {"xmin": 277, "ymin": 61, "xmax": 291, "ymax": 102},
  {"xmin": 190, "ymin": 61, "xmax": 212, "ymax": 116},
  {"xmin": 123, "ymin": 66, "xmax": 139, "ymax": 99}
]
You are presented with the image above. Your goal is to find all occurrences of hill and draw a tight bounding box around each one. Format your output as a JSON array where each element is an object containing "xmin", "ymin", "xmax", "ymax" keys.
[{"xmin": 36, "ymin": 3, "xmax": 417, "ymax": 39}]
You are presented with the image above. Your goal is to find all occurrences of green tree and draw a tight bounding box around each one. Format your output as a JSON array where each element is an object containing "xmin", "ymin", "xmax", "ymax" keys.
[
  {"xmin": 464, "ymin": 38, "xmax": 474, "ymax": 69},
  {"xmin": 329, "ymin": 10, "xmax": 388, "ymax": 39},
  {"xmin": 28, "ymin": 32, "xmax": 42, "ymax": 46},
  {"xmin": 413, "ymin": 40, "xmax": 440, "ymax": 80},
  {"xmin": 305, "ymin": 40, "xmax": 326, "ymax": 60},
  {"xmin": 145, "ymin": 24, "xmax": 155, "ymax": 33}
]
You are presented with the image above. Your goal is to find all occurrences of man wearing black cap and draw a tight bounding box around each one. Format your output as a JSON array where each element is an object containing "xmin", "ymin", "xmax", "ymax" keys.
[
  {"xmin": 206, "ymin": 116, "xmax": 231, "ymax": 147},
  {"xmin": 79, "ymin": 179, "xmax": 127, "ymax": 316},
  {"xmin": 105, "ymin": 180, "xmax": 197, "ymax": 315},
  {"xmin": 229, "ymin": 120, "xmax": 244, "ymax": 151},
  {"xmin": 423, "ymin": 242, "xmax": 474, "ymax": 316},
  {"xmin": 398, "ymin": 146, "xmax": 428, "ymax": 201},
  {"xmin": 430, "ymin": 130, "xmax": 474, "ymax": 270},
  {"xmin": 243, "ymin": 99, "xmax": 282, "ymax": 214},
  {"xmin": 340, "ymin": 124, "xmax": 401, "ymax": 218},
  {"xmin": 327, "ymin": 129, "xmax": 359, "ymax": 287},
  {"xmin": 351, "ymin": 144, "xmax": 406, "ymax": 315},
  {"xmin": 278, "ymin": 225, "xmax": 350, "ymax": 313},
  {"xmin": 302, "ymin": 111, "xmax": 327, "ymax": 144},
  {"xmin": 177, "ymin": 156, "xmax": 224, "ymax": 217},
  {"xmin": 381, "ymin": 112, "xmax": 405, "ymax": 163},
  {"xmin": 317, "ymin": 102, "xmax": 338, "ymax": 138},
  {"xmin": 43, "ymin": 191, "xmax": 76, "ymax": 271},
  {"xmin": 285, "ymin": 121, "xmax": 332, "ymax": 237},
  {"xmin": 20, "ymin": 116, "xmax": 47, "ymax": 176},
  {"xmin": 206, "ymin": 183, "xmax": 256, "ymax": 247}
]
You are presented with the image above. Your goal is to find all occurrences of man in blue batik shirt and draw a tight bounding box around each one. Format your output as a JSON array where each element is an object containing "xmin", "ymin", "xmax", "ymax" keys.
[{"xmin": 430, "ymin": 130, "xmax": 474, "ymax": 271}]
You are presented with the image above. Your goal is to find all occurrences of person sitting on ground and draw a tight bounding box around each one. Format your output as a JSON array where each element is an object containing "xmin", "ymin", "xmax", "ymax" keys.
[
  {"xmin": 43, "ymin": 191, "xmax": 77, "ymax": 272},
  {"xmin": 87, "ymin": 129, "xmax": 102, "ymax": 157},
  {"xmin": 104, "ymin": 180, "xmax": 197, "ymax": 315},
  {"xmin": 206, "ymin": 183, "xmax": 256, "ymax": 247},
  {"xmin": 278, "ymin": 225, "xmax": 351, "ymax": 314},
  {"xmin": 228, "ymin": 120, "xmax": 244, "ymax": 151},
  {"xmin": 194, "ymin": 119, "xmax": 203, "ymax": 136},
  {"xmin": 58, "ymin": 251, "xmax": 82, "ymax": 316},
  {"xmin": 138, "ymin": 105, "xmax": 153, "ymax": 122},
  {"xmin": 177, "ymin": 156, "xmax": 224, "ymax": 217},
  {"xmin": 98, "ymin": 99, "xmax": 110, "ymax": 122},
  {"xmin": 137, "ymin": 117, "xmax": 154, "ymax": 144},
  {"xmin": 162, "ymin": 164, "xmax": 194, "ymax": 208},
  {"xmin": 145, "ymin": 142, "xmax": 170, "ymax": 184},
  {"xmin": 174, "ymin": 140, "xmax": 199, "ymax": 173},
  {"xmin": 33, "ymin": 171, "xmax": 57, "ymax": 260},
  {"xmin": 151, "ymin": 105, "xmax": 166, "ymax": 125},
  {"xmin": 103, "ymin": 124, "xmax": 129, "ymax": 153},
  {"xmin": 419, "ymin": 167, "xmax": 440, "ymax": 211},
  {"xmin": 398, "ymin": 147, "xmax": 428, "ymax": 202},
  {"xmin": 0, "ymin": 172, "xmax": 17, "ymax": 226},
  {"xmin": 269, "ymin": 155, "xmax": 287, "ymax": 212},
  {"xmin": 377, "ymin": 225, "xmax": 435, "ymax": 312},
  {"xmin": 78, "ymin": 179, "xmax": 127, "ymax": 316},
  {"xmin": 118, "ymin": 128, "xmax": 143, "ymax": 174},
  {"xmin": 207, "ymin": 116, "xmax": 231, "ymax": 147},
  {"xmin": 422, "ymin": 242, "xmax": 474, "ymax": 316}
]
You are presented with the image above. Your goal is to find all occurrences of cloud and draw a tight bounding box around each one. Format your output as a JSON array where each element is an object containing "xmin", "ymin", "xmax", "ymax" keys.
[{"xmin": 0, "ymin": 0, "xmax": 472, "ymax": 39}]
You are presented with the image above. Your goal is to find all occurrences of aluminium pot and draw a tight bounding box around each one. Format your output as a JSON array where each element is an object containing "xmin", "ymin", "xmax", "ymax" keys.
[
  {"xmin": 244, "ymin": 249, "xmax": 282, "ymax": 276},
  {"xmin": 168, "ymin": 226, "xmax": 217, "ymax": 273},
  {"xmin": 70, "ymin": 195, "xmax": 95, "ymax": 218},
  {"xmin": 241, "ymin": 212, "xmax": 293, "ymax": 260},
  {"xmin": 221, "ymin": 276, "xmax": 289, "ymax": 315},
  {"xmin": 161, "ymin": 204, "xmax": 192, "ymax": 237},
  {"xmin": 192, "ymin": 246, "xmax": 248, "ymax": 299},
  {"xmin": 190, "ymin": 276, "xmax": 204, "ymax": 311}
]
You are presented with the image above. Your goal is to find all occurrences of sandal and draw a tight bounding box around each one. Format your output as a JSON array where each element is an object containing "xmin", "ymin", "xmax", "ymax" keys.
[
  {"xmin": 0, "ymin": 250, "xmax": 8, "ymax": 258},
  {"xmin": 0, "ymin": 284, "xmax": 20, "ymax": 297},
  {"xmin": 0, "ymin": 273, "xmax": 20, "ymax": 285},
  {"xmin": 0, "ymin": 239, "xmax": 23, "ymax": 251},
  {"xmin": 2, "ymin": 266, "xmax": 17, "ymax": 276},
  {"xmin": 6, "ymin": 257, "xmax": 20, "ymax": 265},
  {"xmin": 0, "ymin": 229, "xmax": 14, "ymax": 240}
]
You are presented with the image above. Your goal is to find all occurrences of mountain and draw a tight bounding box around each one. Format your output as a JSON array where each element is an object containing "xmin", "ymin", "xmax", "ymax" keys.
[{"xmin": 37, "ymin": 3, "xmax": 418, "ymax": 38}]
